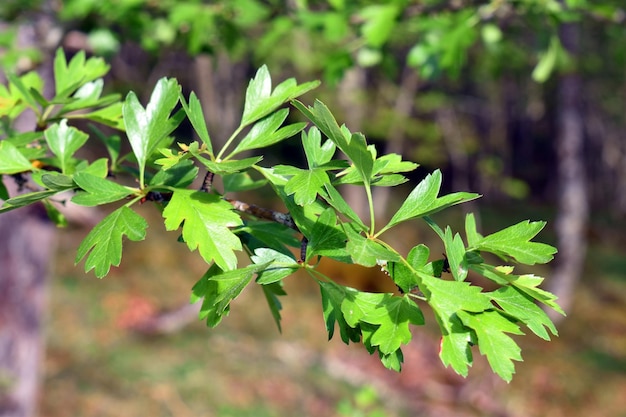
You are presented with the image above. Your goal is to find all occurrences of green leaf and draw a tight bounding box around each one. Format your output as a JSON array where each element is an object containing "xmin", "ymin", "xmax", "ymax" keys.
[
  {"xmin": 384, "ymin": 244, "xmax": 429, "ymax": 293},
  {"xmin": 344, "ymin": 223, "xmax": 400, "ymax": 267},
  {"xmin": 1, "ymin": 190, "xmax": 58, "ymax": 213},
  {"xmin": 223, "ymin": 172, "xmax": 268, "ymax": 193},
  {"xmin": 180, "ymin": 91, "xmax": 213, "ymax": 155},
  {"xmin": 71, "ymin": 172, "xmax": 133, "ymax": 206},
  {"xmin": 439, "ymin": 314, "xmax": 474, "ymax": 377},
  {"xmin": 262, "ymin": 281, "xmax": 287, "ymax": 333},
  {"xmin": 242, "ymin": 66, "xmax": 319, "ymax": 126},
  {"xmin": 473, "ymin": 220, "xmax": 557, "ymax": 265},
  {"xmin": 362, "ymin": 295, "xmax": 424, "ymax": 354},
  {"xmin": 359, "ymin": 5, "xmax": 398, "ymax": 48},
  {"xmin": 292, "ymin": 100, "xmax": 374, "ymax": 185},
  {"xmin": 457, "ymin": 310, "xmax": 524, "ymax": 382},
  {"xmin": 341, "ymin": 289, "xmax": 390, "ymax": 328},
  {"xmin": 162, "ymin": 189, "xmax": 243, "ymax": 271},
  {"xmin": 382, "ymin": 170, "xmax": 480, "ymax": 233},
  {"xmin": 75, "ymin": 206, "xmax": 147, "ymax": 278},
  {"xmin": 54, "ymin": 49, "xmax": 109, "ymax": 98},
  {"xmin": 512, "ymin": 274, "xmax": 565, "ymax": 316},
  {"xmin": 443, "ymin": 227, "xmax": 468, "ymax": 281},
  {"xmin": 148, "ymin": 159, "xmax": 198, "ymax": 188},
  {"xmin": 42, "ymin": 199, "xmax": 68, "ymax": 227},
  {"xmin": 232, "ymin": 108, "xmax": 306, "ymax": 155},
  {"xmin": 319, "ymin": 281, "xmax": 362, "ymax": 344},
  {"xmin": 307, "ymin": 207, "xmax": 348, "ymax": 260},
  {"xmin": 43, "ymin": 120, "xmax": 89, "ymax": 174},
  {"xmin": 0, "ymin": 141, "xmax": 33, "ymax": 174},
  {"xmin": 251, "ymin": 248, "xmax": 299, "ymax": 284},
  {"xmin": 320, "ymin": 183, "xmax": 367, "ymax": 231},
  {"xmin": 421, "ymin": 275, "xmax": 493, "ymax": 333},
  {"xmin": 464, "ymin": 213, "xmax": 482, "ymax": 247},
  {"xmin": 284, "ymin": 167, "xmax": 330, "ymax": 206},
  {"xmin": 193, "ymin": 264, "xmax": 264, "ymax": 327},
  {"xmin": 123, "ymin": 77, "xmax": 182, "ymax": 186},
  {"xmin": 489, "ymin": 286, "xmax": 557, "ymax": 340},
  {"xmin": 303, "ymin": 127, "xmax": 336, "ymax": 167},
  {"xmin": 195, "ymin": 155, "xmax": 263, "ymax": 175}
]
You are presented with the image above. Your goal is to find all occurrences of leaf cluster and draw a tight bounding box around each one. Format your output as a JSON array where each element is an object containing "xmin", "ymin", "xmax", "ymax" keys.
[{"xmin": 1, "ymin": 49, "xmax": 561, "ymax": 381}]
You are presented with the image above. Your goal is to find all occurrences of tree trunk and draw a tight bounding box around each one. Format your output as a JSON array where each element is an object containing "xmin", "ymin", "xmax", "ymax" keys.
[
  {"xmin": 547, "ymin": 20, "xmax": 588, "ymax": 322},
  {"xmin": 0, "ymin": 180, "xmax": 56, "ymax": 417}
]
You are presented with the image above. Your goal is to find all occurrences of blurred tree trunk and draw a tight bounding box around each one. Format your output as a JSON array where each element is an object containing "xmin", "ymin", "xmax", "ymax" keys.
[
  {"xmin": 547, "ymin": 19, "xmax": 588, "ymax": 321},
  {"xmin": 0, "ymin": 8, "xmax": 59, "ymax": 415},
  {"xmin": 0, "ymin": 181, "xmax": 55, "ymax": 417}
]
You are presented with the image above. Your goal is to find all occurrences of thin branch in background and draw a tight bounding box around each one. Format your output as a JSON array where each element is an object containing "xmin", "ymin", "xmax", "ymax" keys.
[{"xmin": 225, "ymin": 198, "xmax": 298, "ymax": 232}]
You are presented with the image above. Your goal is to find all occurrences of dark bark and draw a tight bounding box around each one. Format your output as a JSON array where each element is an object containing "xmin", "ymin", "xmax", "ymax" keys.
[{"xmin": 547, "ymin": 21, "xmax": 588, "ymax": 321}]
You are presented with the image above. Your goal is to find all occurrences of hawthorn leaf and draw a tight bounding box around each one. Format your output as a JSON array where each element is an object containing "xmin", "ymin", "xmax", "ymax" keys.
[
  {"xmin": 44, "ymin": 120, "xmax": 89, "ymax": 174},
  {"xmin": 123, "ymin": 77, "xmax": 182, "ymax": 184},
  {"xmin": 241, "ymin": 66, "xmax": 319, "ymax": 126},
  {"xmin": 465, "ymin": 212, "xmax": 483, "ymax": 247},
  {"xmin": 421, "ymin": 275, "xmax": 492, "ymax": 333},
  {"xmin": 236, "ymin": 221, "xmax": 300, "ymax": 256},
  {"xmin": 75, "ymin": 206, "xmax": 147, "ymax": 278},
  {"xmin": 443, "ymin": 227, "xmax": 468, "ymax": 281},
  {"xmin": 344, "ymin": 223, "xmax": 400, "ymax": 267},
  {"xmin": 439, "ymin": 314, "xmax": 474, "ymax": 377},
  {"xmin": 341, "ymin": 289, "xmax": 390, "ymax": 328},
  {"xmin": 72, "ymin": 172, "xmax": 133, "ymax": 206},
  {"xmin": 149, "ymin": 159, "xmax": 198, "ymax": 188},
  {"xmin": 489, "ymin": 285, "xmax": 558, "ymax": 340},
  {"xmin": 292, "ymin": 100, "xmax": 374, "ymax": 185},
  {"xmin": 232, "ymin": 108, "xmax": 306, "ymax": 155},
  {"xmin": 1, "ymin": 190, "xmax": 58, "ymax": 213},
  {"xmin": 321, "ymin": 183, "xmax": 367, "ymax": 231},
  {"xmin": 457, "ymin": 310, "xmax": 524, "ymax": 383},
  {"xmin": 262, "ymin": 281, "xmax": 287, "ymax": 333},
  {"xmin": 223, "ymin": 172, "xmax": 268, "ymax": 193},
  {"xmin": 162, "ymin": 189, "xmax": 243, "ymax": 271},
  {"xmin": 180, "ymin": 91, "xmax": 213, "ymax": 154},
  {"xmin": 512, "ymin": 274, "xmax": 565, "ymax": 315},
  {"xmin": 307, "ymin": 207, "xmax": 348, "ymax": 260},
  {"xmin": 0, "ymin": 141, "xmax": 32, "ymax": 174},
  {"xmin": 472, "ymin": 220, "xmax": 557, "ymax": 265},
  {"xmin": 379, "ymin": 349, "xmax": 404, "ymax": 372},
  {"xmin": 303, "ymin": 127, "xmax": 336, "ymax": 167},
  {"xmin": 362, "ymin": 295, "xmax": 424, "ymax": 354},
  {"xmin": 192, "ymin": 264, "xmax": 264, "ymax": 327},
  {"xmin": 54, "ymin": 49, "xmax": 109, "ymax": 98},
  {"xmin": 384, "ymin": 244, "xmax": 429, "ymax": 293},
  {"xmin": 251, "ymin": 248, "xmax": 299, "ymax": 284},
  {"xmin": 195, "ymin": 155, "xmax": 263, "ymax": 175},
  {"xmin": 284, "ymin": 167, "xmax": 329, "ymax": 206},
  {"xmin": 319, "ymin": 281, "xmax": 362, "ymax": 344},
  {"xmin": 382, "ymin": 170, "xmax": 480, "ymax": 233}
]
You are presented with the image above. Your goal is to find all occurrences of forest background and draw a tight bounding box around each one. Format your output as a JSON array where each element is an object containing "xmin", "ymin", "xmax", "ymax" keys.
[{"xmin": 1, "ymin": 1, "xmax": 625, "ymax": 416}]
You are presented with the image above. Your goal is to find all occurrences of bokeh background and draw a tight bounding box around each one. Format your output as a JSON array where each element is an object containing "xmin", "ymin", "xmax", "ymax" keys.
[{"xmin": 1, "ymin": 1, "xmax": 625, "ymax": 416}]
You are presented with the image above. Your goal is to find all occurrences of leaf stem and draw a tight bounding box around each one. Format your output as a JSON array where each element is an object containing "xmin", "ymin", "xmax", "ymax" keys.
[
  {"xmin": 365, "ymin": 184, "xmax": 375, "ymax": 235},
  {"xmin": 216, "ymin": 124, "xmax": 244, "ymax": 161}
]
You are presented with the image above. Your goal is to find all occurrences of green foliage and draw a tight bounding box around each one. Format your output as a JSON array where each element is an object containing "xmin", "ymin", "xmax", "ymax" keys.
[{"xmin": 0, "ymin": 50, "xmax": 562, "ymax": 381}]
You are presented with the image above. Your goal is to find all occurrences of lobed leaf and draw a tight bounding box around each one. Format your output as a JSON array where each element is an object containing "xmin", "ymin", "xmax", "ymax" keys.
[
  {"xmin": 44, "ymin": 120, "xmax": 89, "ymax": 174},
  {"xmin": 0, "ymin": 141, "xmax": 33, "ymax": 174},
  {"xmin": 473, "ymin": 220, "xmax": 557, "ymax": 265},
  {"xmin": 162, "ymin": 189, "xmax": 243, "ymax": 271},
  {"xmin": 457, "ymin": 310, "xmax": 524, "ymax": 383},
  {"xmin": 75, "ymin": 206, "xmax": 147, "ymax": 278},
  {"xmin": 72, "ymin": 172, "xmax": 133, "ymax": 206}
]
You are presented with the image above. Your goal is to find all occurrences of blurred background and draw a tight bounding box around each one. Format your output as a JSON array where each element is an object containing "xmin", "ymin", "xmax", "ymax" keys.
[{"xmin": 1, "ymin": 0, "xmax": 625, "ymax": 416}]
